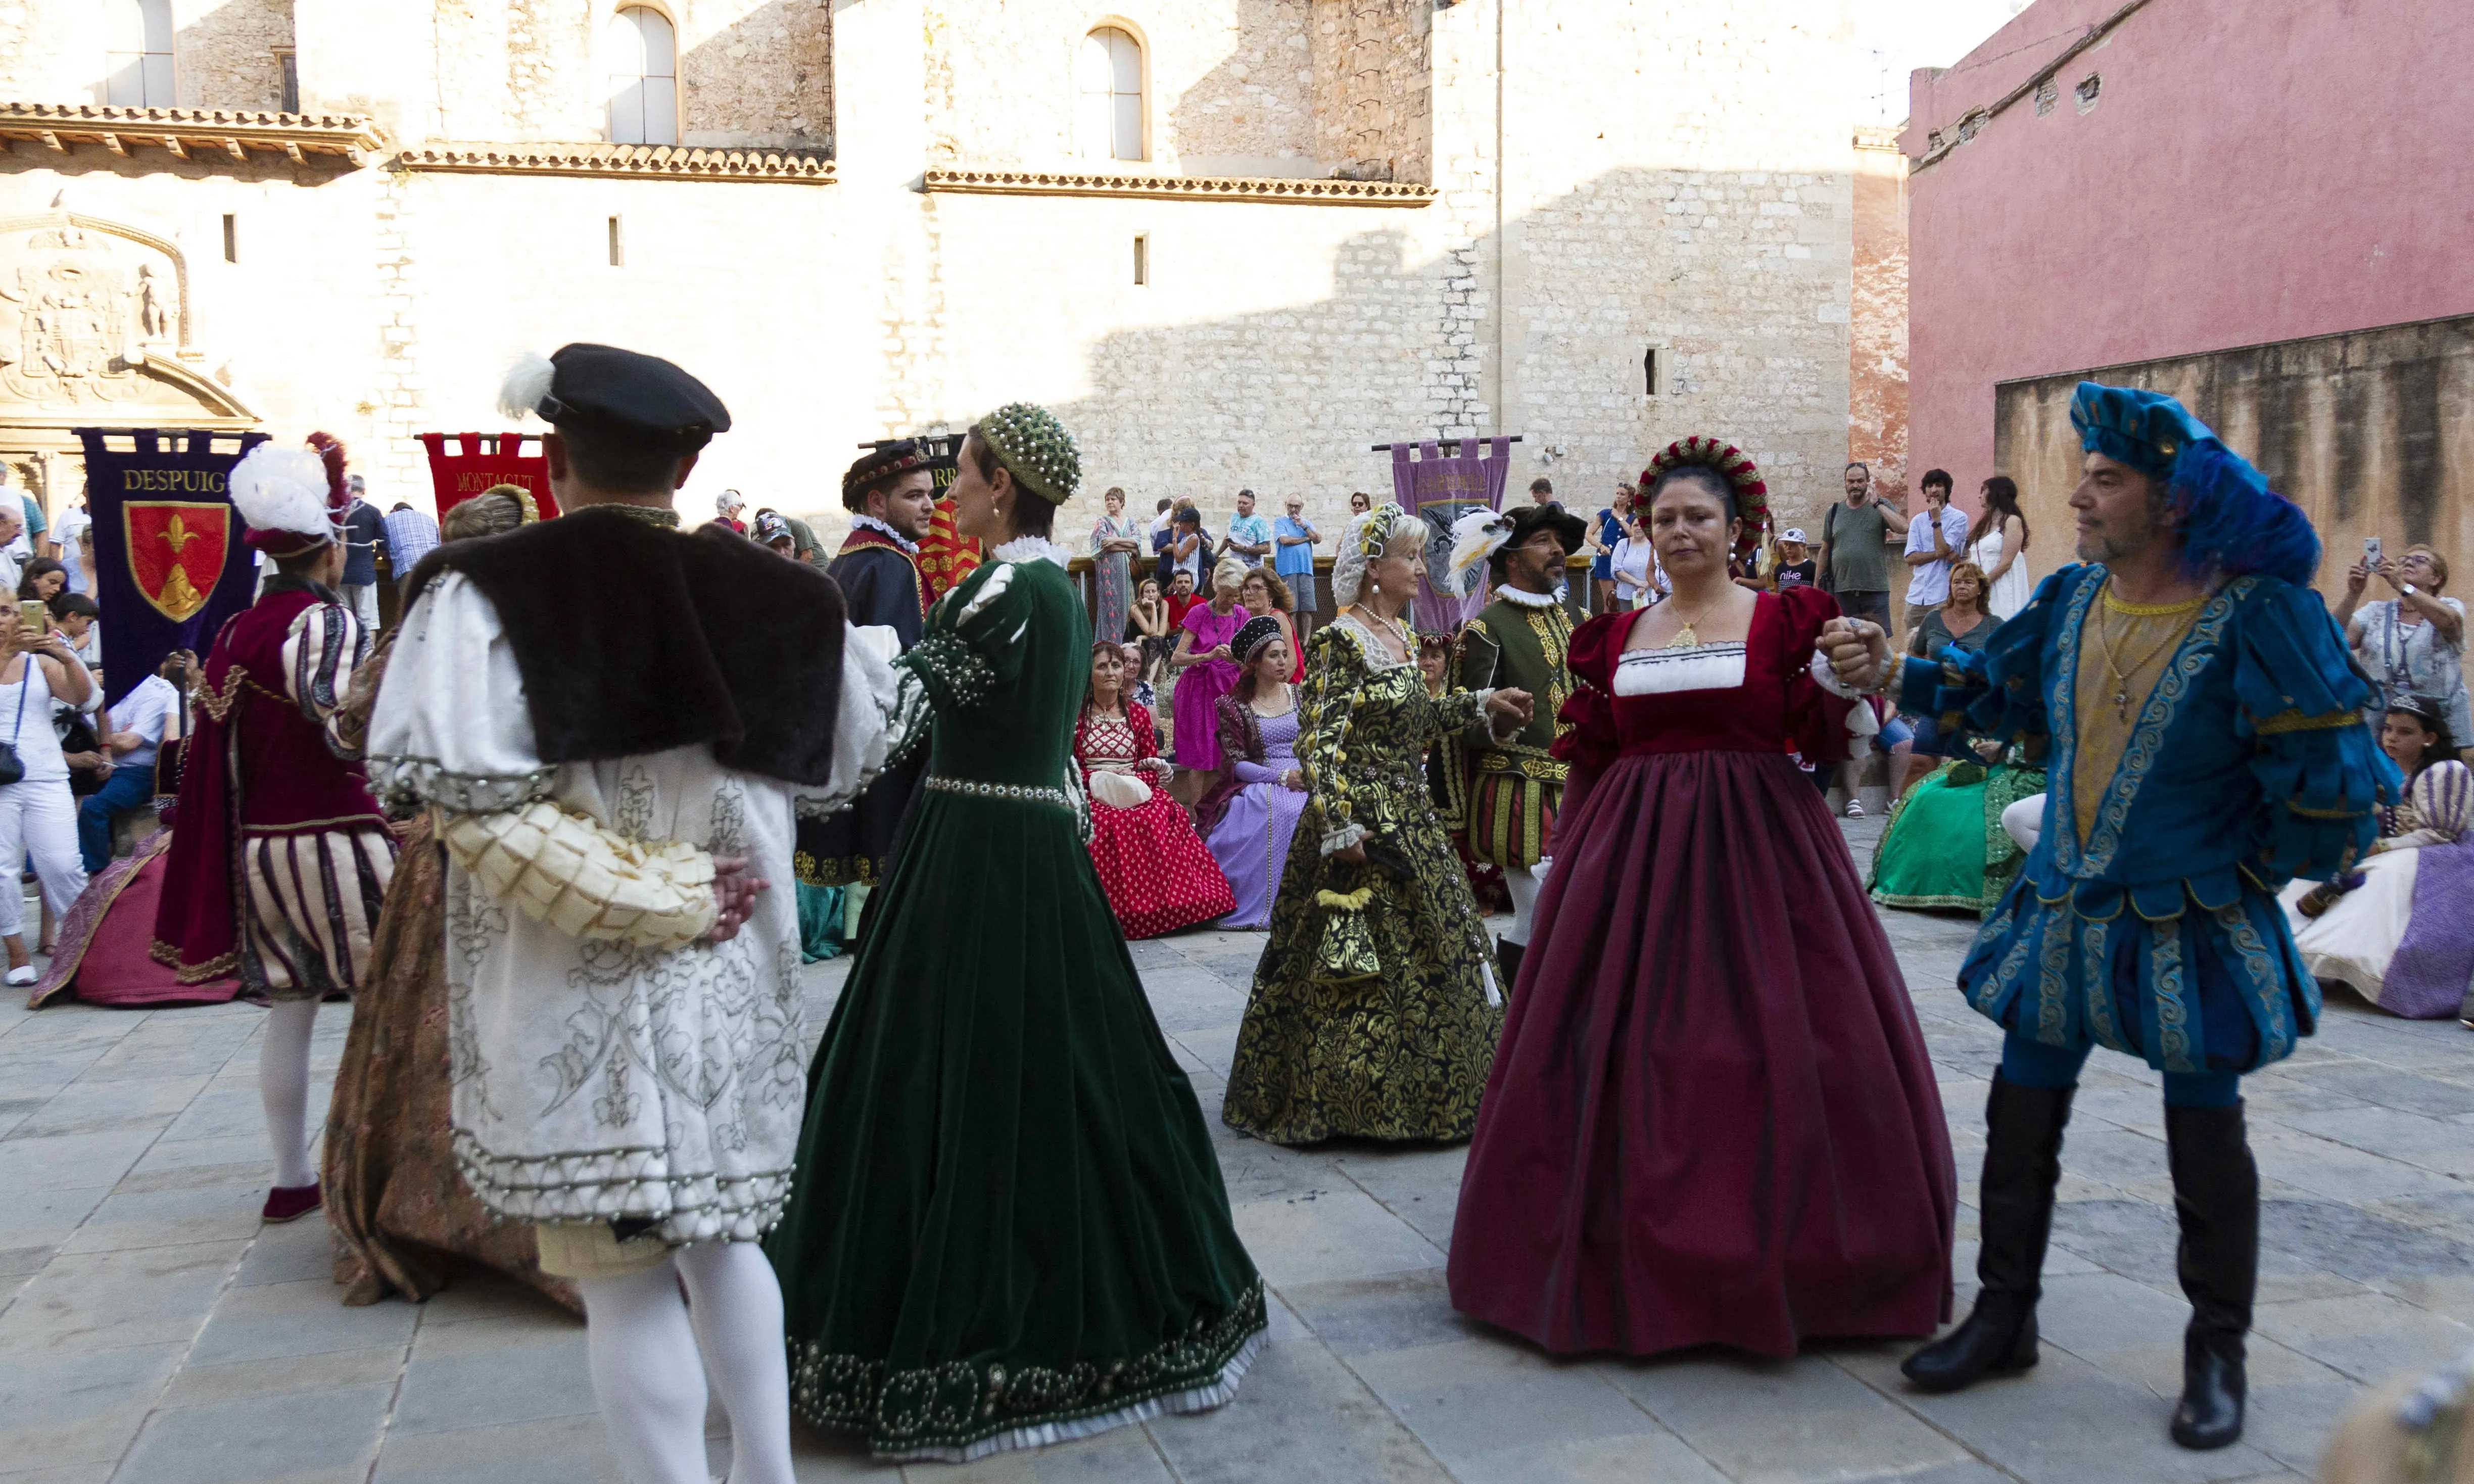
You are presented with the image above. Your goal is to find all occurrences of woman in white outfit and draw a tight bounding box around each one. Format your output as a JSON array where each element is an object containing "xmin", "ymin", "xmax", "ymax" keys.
[
  {"xmin": 1966, "ymin": 475, "xmax": 2032, "ymax": 619},
  {"xmin": 0, "ymin": 607, "xmax": 92, "ymax": 984}
]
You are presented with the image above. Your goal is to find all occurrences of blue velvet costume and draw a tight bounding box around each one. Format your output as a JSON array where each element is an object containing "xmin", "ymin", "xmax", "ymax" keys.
[
  {"xmin": 1892, "ymin": 384, "xmax": 2397, "ymax": 1438},
  {"xmin": 1900, "ymin": 386, "xmax": 2399, "ymax": 1086}
]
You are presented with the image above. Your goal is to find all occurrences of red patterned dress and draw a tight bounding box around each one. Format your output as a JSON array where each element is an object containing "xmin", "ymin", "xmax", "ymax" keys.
[{"xmin": 1076, "ymin": 703, "xmax": 1234, "ymax": 939}]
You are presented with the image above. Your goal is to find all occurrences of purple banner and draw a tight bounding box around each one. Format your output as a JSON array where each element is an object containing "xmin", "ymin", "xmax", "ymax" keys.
[{"xmin": 1389, "ymin": 437, "xmax": 1511, "ymax": 632}]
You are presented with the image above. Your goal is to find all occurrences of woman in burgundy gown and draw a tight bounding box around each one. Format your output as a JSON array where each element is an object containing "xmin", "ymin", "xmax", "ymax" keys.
[{"xmin": 1448, "ymin": 437, "xmax": 1956, "ymax": 1359}]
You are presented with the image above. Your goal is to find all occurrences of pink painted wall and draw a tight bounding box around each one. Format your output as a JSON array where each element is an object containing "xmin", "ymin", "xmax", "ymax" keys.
[{"xmin": 1902, "ymin": 0, "xmax": 2474, "ymax": 581}]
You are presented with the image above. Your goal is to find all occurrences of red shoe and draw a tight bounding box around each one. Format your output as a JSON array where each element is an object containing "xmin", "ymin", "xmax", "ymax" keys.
[{"xmin": 261, "ymin": 1183, "xmax": 322, "ymax": 1223}]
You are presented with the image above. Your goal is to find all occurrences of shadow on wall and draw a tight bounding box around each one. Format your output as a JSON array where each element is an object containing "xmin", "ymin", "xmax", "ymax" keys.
[
  {"xmin": 679, "ymin": 0, "xmax": 835, "ymax": 152},
  {"xmin": 1993, "ymin": 314, "xmax": 2474, "ymax": 604},
  {"xmin": 174, "ymin": 0, "xmax": 291, "ymax": 113},
  {"xmin": 942, "ymin": 163, "xmax": 1856, "ymax": 541}
]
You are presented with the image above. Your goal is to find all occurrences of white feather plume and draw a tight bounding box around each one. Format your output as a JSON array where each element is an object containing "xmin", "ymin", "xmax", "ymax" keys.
[
  {"xmin": 1447, "ymin": 508, "xmax": 1515, "ymax": 597},
  {"xmin": 497, "ymin": 351, "xmax": 555, "ymax": 422},
  {"xmin": 227, "ymin": 445, "xmax": 335, "ymax": 541}
]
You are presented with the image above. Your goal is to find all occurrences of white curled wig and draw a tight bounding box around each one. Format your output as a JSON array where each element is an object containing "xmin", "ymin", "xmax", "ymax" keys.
[{"xmin": 1329, "ymin": 502, "xmax": 1426, "ymax": 609}]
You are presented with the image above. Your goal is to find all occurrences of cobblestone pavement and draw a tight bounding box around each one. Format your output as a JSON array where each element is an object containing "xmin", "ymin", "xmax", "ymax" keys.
[{"xmin": 5, "ymin": 816, "xmax": 2471, "ymax": 1482}]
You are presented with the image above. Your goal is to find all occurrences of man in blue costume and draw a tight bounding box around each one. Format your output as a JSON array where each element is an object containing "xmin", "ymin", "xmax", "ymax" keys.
[{"xmin": 1850, "ymin": 383, "xmax": 2397, "ymax": 1450}]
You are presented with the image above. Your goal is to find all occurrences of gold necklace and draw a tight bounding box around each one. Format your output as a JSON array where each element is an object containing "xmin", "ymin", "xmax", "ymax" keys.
[
  {"xmin": 1662, "ymin": 592, "xmax": 1725, "ymax": 649},
  {"xmin": 2094, "ymin": 583, "xmax": 2205, "ymax": 722}
]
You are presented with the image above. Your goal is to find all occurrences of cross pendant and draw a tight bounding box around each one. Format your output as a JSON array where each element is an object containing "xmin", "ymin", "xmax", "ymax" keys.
[{"xmin": 2113, "ymin": 688, "xmax": 2131, "ymax": 722}]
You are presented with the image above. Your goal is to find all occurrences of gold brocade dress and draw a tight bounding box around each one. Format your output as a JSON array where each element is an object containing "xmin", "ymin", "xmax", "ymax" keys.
[{"xmin": 1222, "ymin": 614, "xmax": 1505, "ymax": 1145}]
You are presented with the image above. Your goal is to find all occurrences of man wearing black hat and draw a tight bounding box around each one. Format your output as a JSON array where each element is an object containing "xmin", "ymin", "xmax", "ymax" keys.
[
  {"xmin": 1445, "ymin": 501, "xmax": 1586, "ymax": 988},
  {"xmin": 368, "ymin": 343, "xmax": 925, "ymax": 1484},
  {"xmin": 799, "ymin": 442, "xmax": 937, "ymax": 912}
]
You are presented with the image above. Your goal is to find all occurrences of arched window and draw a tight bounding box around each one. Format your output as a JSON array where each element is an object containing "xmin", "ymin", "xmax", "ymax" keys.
[
  {"xmin": 105, "ymin": 0, "xmax": 174, "ymax": 108},
  {"xmin": 606, "ymin": 6, "xmax": 679, "ymax": 147},
  {"xmin": 1078, "ymin": 26, "xmax": 1144, "ymax": 162}
]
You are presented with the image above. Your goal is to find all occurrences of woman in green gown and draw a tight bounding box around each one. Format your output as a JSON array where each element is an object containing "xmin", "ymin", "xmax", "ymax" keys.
[
  {"xmin": 1222, "ymin": 503, "xmax": 1531, "ymax": 1145},
  {"xmin": 1869, "ymin": 742, "xmax": 2048, "ymax": 915},
  {"xmin": 1870, "ymin": 561, "xmax": 2042, "ymax": 915},
  {"xmin": 766, "ymin": 406, "xmax": 1265, "ymax": 1463}
]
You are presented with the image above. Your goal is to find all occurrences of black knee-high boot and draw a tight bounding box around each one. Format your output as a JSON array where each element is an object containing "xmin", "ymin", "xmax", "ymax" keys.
[
  {"xmin": 2166, "ymin": 1100, "xmax": 2256, "ymax": 1450},
  {"xmin": 1901, "ymin": 1073, "xmax": 2074, "ymax": 1392}
]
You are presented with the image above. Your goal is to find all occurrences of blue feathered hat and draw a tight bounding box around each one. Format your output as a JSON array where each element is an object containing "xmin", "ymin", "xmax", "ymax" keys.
[{"xmin": 2069, "ymin": 381, "xmax": 2318, "ymax": 586}]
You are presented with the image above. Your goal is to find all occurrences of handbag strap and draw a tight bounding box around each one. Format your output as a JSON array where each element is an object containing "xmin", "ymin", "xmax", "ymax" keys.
[{"xmin": 10, "ymin": 654, "xmax": 31, "ymax": 746}]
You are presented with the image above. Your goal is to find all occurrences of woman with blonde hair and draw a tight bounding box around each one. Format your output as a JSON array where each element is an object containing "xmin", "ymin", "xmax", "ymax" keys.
[
  {"xmin": 1222, "ymin": 503, "xmax": 1531, "ymax": 1144},
  {"xmin": 1171, "ymin": 556, "xmax": 1251, "ymax": 772}
]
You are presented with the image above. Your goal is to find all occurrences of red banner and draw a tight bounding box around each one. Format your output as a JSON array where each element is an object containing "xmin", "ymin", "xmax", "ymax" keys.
[{"xmin": 417, "ymin": 433, "xmax": 560, "ymax": 521}]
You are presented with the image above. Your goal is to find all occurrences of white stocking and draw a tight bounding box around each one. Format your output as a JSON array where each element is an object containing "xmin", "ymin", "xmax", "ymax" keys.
[
  {"xmin": 257, "ymin": 998, "xmax": 320, "ymax": 1188},
  {"xmin": 677, "ymin": 1242, "xmax": 795, "ymax": 1484},
  {"xmin": 579, "ymin": 1258, "xmax": 712, "ymax": 1484},
  {"xmin": 1502, "ymin": 866, "xmax": 1541, "ymax": 947}
]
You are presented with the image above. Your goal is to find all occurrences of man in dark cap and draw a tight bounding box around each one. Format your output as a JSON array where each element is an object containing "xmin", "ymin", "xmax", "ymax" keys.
[
  {"xmin": 368, "ymin": 343, "xmax": 925, "ymax": 1484},
  {"xmin": 799, "ymin": 441, "xmax": 937, "ymax": 924},
  {"xmin": 1444, "ymin": 500, "xmax": 1586, "ymax": 988}
]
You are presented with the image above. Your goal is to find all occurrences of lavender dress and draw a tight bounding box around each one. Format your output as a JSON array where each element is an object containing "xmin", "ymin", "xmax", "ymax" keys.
[{"xmin": 1205, "ymin": 705, "xmax": 1309, "ymax": 928}]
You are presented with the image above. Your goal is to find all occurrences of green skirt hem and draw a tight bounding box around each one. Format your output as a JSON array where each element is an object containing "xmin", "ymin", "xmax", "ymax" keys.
[{"xmin": 786, "ymin": 1282, "xmax": 1269, "ymax": 1460}]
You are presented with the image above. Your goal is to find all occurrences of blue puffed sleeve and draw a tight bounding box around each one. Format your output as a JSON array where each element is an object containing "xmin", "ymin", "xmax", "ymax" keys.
[
  {"xmin": 2230, "ymin": 577, "xmax": 2401, "ymax": 881},
  {"xmin": 1895, "ymin": 565, "xmax": 2085, "ymax": 757}
]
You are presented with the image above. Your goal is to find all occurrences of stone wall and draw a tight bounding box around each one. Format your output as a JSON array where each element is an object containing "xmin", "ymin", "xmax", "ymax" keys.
[
  {"xmin": 1308, "ymin": 0, "xmax": 1430, "ymax": 183},
  {"xmin": 1849, "ymin": 124, "xmax": 1908, "ymax": 502},
  {"xmin": 425, "ymin": 0, "xmax": 834, "ymax": 148},
  {"xmin": 1486, "ymin": 0, "xmax": 1857, "ymax": 540},
  {"xmin": 1994, "ymin": 316, "xmax": 2474, "ymax": 611},
  {"xmin": 2, "ymin": 0, "xmax": 1862, "ymax": 552},
  {"xmin": 175, "ymin": 0, "xmax": 294, "ymax": 112}
]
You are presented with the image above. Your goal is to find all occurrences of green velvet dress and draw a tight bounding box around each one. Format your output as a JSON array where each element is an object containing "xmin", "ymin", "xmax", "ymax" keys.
[
  {"xmin": 1222, "ymin": 614, "xmax": 1506, "ymax": 1144},
  {"xmin": 765, "ymin": 546, "xmax": 1266, "ymax": 1463},
  {"xmin": 1867, "ymin": 757, "xmax": 2048, "ymax": 915}
]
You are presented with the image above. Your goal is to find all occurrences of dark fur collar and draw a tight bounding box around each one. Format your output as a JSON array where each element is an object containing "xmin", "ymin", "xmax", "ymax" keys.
[{"xmin": 405, "ymin": 506, "xmax": 847, "ymax": 785}]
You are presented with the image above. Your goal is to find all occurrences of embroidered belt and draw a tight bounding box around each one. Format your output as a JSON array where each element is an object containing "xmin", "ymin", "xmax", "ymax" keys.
[{"xmin": 924, "ymin": 775, "xmax": 1076, "ymax": 812}]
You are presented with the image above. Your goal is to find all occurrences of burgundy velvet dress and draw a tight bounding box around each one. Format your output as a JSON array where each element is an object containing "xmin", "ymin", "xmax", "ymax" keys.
[{"xmin": 1447, "ymin": 588, "xmax": 1956, "ymax": 1358}]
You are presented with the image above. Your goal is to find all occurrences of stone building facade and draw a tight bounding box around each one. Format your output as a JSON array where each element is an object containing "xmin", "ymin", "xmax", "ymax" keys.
[{"xmin": 2, "ymin": 0, "xmax": 1863, "ymax": 546}]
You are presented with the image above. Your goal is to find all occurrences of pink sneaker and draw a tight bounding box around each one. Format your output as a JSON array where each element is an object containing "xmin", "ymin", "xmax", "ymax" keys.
[{"xmin": 261, "ymin": 1183, "xmax": 322, "ymax": 1223}]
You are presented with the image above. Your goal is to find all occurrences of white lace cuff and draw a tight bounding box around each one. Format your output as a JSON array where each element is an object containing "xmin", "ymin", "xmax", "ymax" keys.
[
  {"xmin": 437, "ymin": 801, "xmax": 717, "ymax": 949},
  {"xmin": 1809, "ymin": 648, "xmax": 1888, "ymax": 699},
  {"xmin": 1320, "ymin": 822, "xmax": 1368, "ymax": 855}
]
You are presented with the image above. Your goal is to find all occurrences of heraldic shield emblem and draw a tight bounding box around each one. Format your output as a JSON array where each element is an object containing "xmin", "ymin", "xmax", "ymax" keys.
[{"xmin": 123, "ymin": 501, "xmax": 229, "ymax": 621}]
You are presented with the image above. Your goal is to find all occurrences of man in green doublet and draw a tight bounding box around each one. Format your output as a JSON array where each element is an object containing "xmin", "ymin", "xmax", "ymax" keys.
[{"xmin": 1446, "ymin": 501, "xmax": 1586, "ymax": 986}]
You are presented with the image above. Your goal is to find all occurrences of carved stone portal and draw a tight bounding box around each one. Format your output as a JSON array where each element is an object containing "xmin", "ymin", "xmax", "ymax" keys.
[{"xmin": 0, "ymin": 211, "xmax": 253, "ymax": 436}]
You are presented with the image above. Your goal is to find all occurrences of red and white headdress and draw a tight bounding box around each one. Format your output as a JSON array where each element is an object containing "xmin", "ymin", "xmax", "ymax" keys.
[
  {"xmin": 231, "ymin": 433, "xmax": 350, "ymax": 559},
  {"xmin": 1642, "ymin": 436, "xmax": 1770, "ymax": 567}
]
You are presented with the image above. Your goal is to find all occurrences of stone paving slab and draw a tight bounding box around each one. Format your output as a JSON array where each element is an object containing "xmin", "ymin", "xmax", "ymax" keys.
[{"xmin": 0, "ymin": 815, "xmax": 2464, "ymax": 1480}]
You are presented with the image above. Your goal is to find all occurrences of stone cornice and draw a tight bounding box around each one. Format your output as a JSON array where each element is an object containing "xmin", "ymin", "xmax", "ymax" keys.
[
  {"xmin": 397, "ymin": 142, "xmax": 836, "ymax": 183},
  {"xmin": 0, "ymin": 102, "xmax": 384, "ymax": 165},
  {"xmin": 922, "ymin": 167, "xmax": 1435, "ymax": 207}
]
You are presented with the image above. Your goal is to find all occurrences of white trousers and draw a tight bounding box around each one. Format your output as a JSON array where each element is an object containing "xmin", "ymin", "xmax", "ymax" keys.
[{"xmin": 0, "ymin": 779, "xmax": 86, "ymax": 937}]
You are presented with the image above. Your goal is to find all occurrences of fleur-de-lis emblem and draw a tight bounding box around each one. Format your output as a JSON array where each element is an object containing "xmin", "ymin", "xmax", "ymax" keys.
[{"xmin": 160, "ymin": 513, "xmax": 200, "ymax": 554}]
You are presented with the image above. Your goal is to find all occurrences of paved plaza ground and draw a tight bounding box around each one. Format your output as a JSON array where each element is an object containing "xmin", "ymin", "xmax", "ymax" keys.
[{"xmin": 5, "ymin": 816, "xmax": 2472, "ymax": 1483}]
